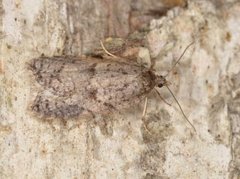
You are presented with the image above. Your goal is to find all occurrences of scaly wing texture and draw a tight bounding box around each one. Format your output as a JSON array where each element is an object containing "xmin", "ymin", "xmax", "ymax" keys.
[{"xmin": 29, "ymin": 56, "xmax": 156, "ymax": 118}]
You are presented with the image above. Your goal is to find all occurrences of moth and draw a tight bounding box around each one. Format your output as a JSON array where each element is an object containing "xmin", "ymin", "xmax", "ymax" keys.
[{"xmin": 29, "ymin": 42, "xmax": 195, "ymax": 131}]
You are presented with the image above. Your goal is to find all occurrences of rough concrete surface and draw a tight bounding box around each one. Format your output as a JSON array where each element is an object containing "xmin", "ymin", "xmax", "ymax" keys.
[{"xmin": 1, "ymin": 0, "xmax": 240, "ymax": 178}]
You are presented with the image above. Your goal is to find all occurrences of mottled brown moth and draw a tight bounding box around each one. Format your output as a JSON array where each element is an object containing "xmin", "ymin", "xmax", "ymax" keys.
[{"xmin": 29, "ymin": 42, "xmax": 196, "ymax": 131}]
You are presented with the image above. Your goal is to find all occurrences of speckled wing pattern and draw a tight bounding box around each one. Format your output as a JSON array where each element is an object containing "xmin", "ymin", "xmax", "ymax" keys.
[{"xmin": 29, "ymin": 56, "xmax": 156, "ymax": 118}]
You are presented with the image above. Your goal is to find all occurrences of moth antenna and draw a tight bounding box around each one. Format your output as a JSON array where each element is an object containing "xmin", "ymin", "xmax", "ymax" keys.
[
  {"xmin": 154, "ymin": 88, "xmax": 171, "ymax": 106},
  {"xmin": 142, "ymin": 97, "xmax": 148, "ymax": 118},
  {"xmin": 100, "ymin": 40, "xmax": 118, "ymax": 58},
  {"xmin": 165, "ymin": 42, "xmax": 194, "ymax": 77},
  {"xmin": 165, "ymin": 85, "xmax": 197, "ymax": 132}
]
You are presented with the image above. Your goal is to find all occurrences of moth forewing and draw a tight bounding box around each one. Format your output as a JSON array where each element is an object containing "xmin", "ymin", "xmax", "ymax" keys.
[{"xmin": 29, "ymin": 56, "xmax": 157, "ymax": 119}]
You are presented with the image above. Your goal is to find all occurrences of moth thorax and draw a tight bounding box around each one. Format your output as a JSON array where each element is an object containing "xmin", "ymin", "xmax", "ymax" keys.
[{"xmin": 156, "ymin": 75, "xmax": 167, "ymax": 88}]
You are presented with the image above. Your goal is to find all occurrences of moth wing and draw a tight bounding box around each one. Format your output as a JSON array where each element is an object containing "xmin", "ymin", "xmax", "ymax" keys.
[
  {"xmin": 30, "ymin": 56, "xmax": 99, "ymax": 96},
  {"xmin": 32, "ymin": 93, "xmax": 87, "ymax": 118},
  {"xmin": 30, "ymin": 56, "xmax": 142, "ymax": 96}
]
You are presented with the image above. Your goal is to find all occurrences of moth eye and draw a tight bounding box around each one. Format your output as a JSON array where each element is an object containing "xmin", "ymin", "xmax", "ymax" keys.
[{"xmin": 158, "ymin": 84, "xmax": 163, "ymax": 88}]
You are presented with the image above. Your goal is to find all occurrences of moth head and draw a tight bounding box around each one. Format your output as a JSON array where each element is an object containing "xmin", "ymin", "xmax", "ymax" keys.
[{"xmin": 156, "ymin": 75, "xmax": 168, "ymax": 88}]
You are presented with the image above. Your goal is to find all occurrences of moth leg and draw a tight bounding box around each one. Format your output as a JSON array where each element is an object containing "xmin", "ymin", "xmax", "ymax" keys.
[
  {"xmin": 142, "ymin": 97, "xmax": 148, "ymax": 118},
  {"xmin": 100, "ymin": 40, "xmax": 118, "ymax": 58},
  {"xmin": 141, "ymin": 97, "xmax": 153, "ymax": 135},
  {"xmin": 154, "ymin": 88, "xmax": 171, "ymax": 106},
  {"xmin": 100, "ymin": 40, "xmax": 140, "ymax": 66}
]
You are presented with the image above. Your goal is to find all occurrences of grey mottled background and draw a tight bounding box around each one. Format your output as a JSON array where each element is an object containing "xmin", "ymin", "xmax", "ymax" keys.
[{"xmin": 1, "ymin": 0, "xmax": 240, "ymax": 178}]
